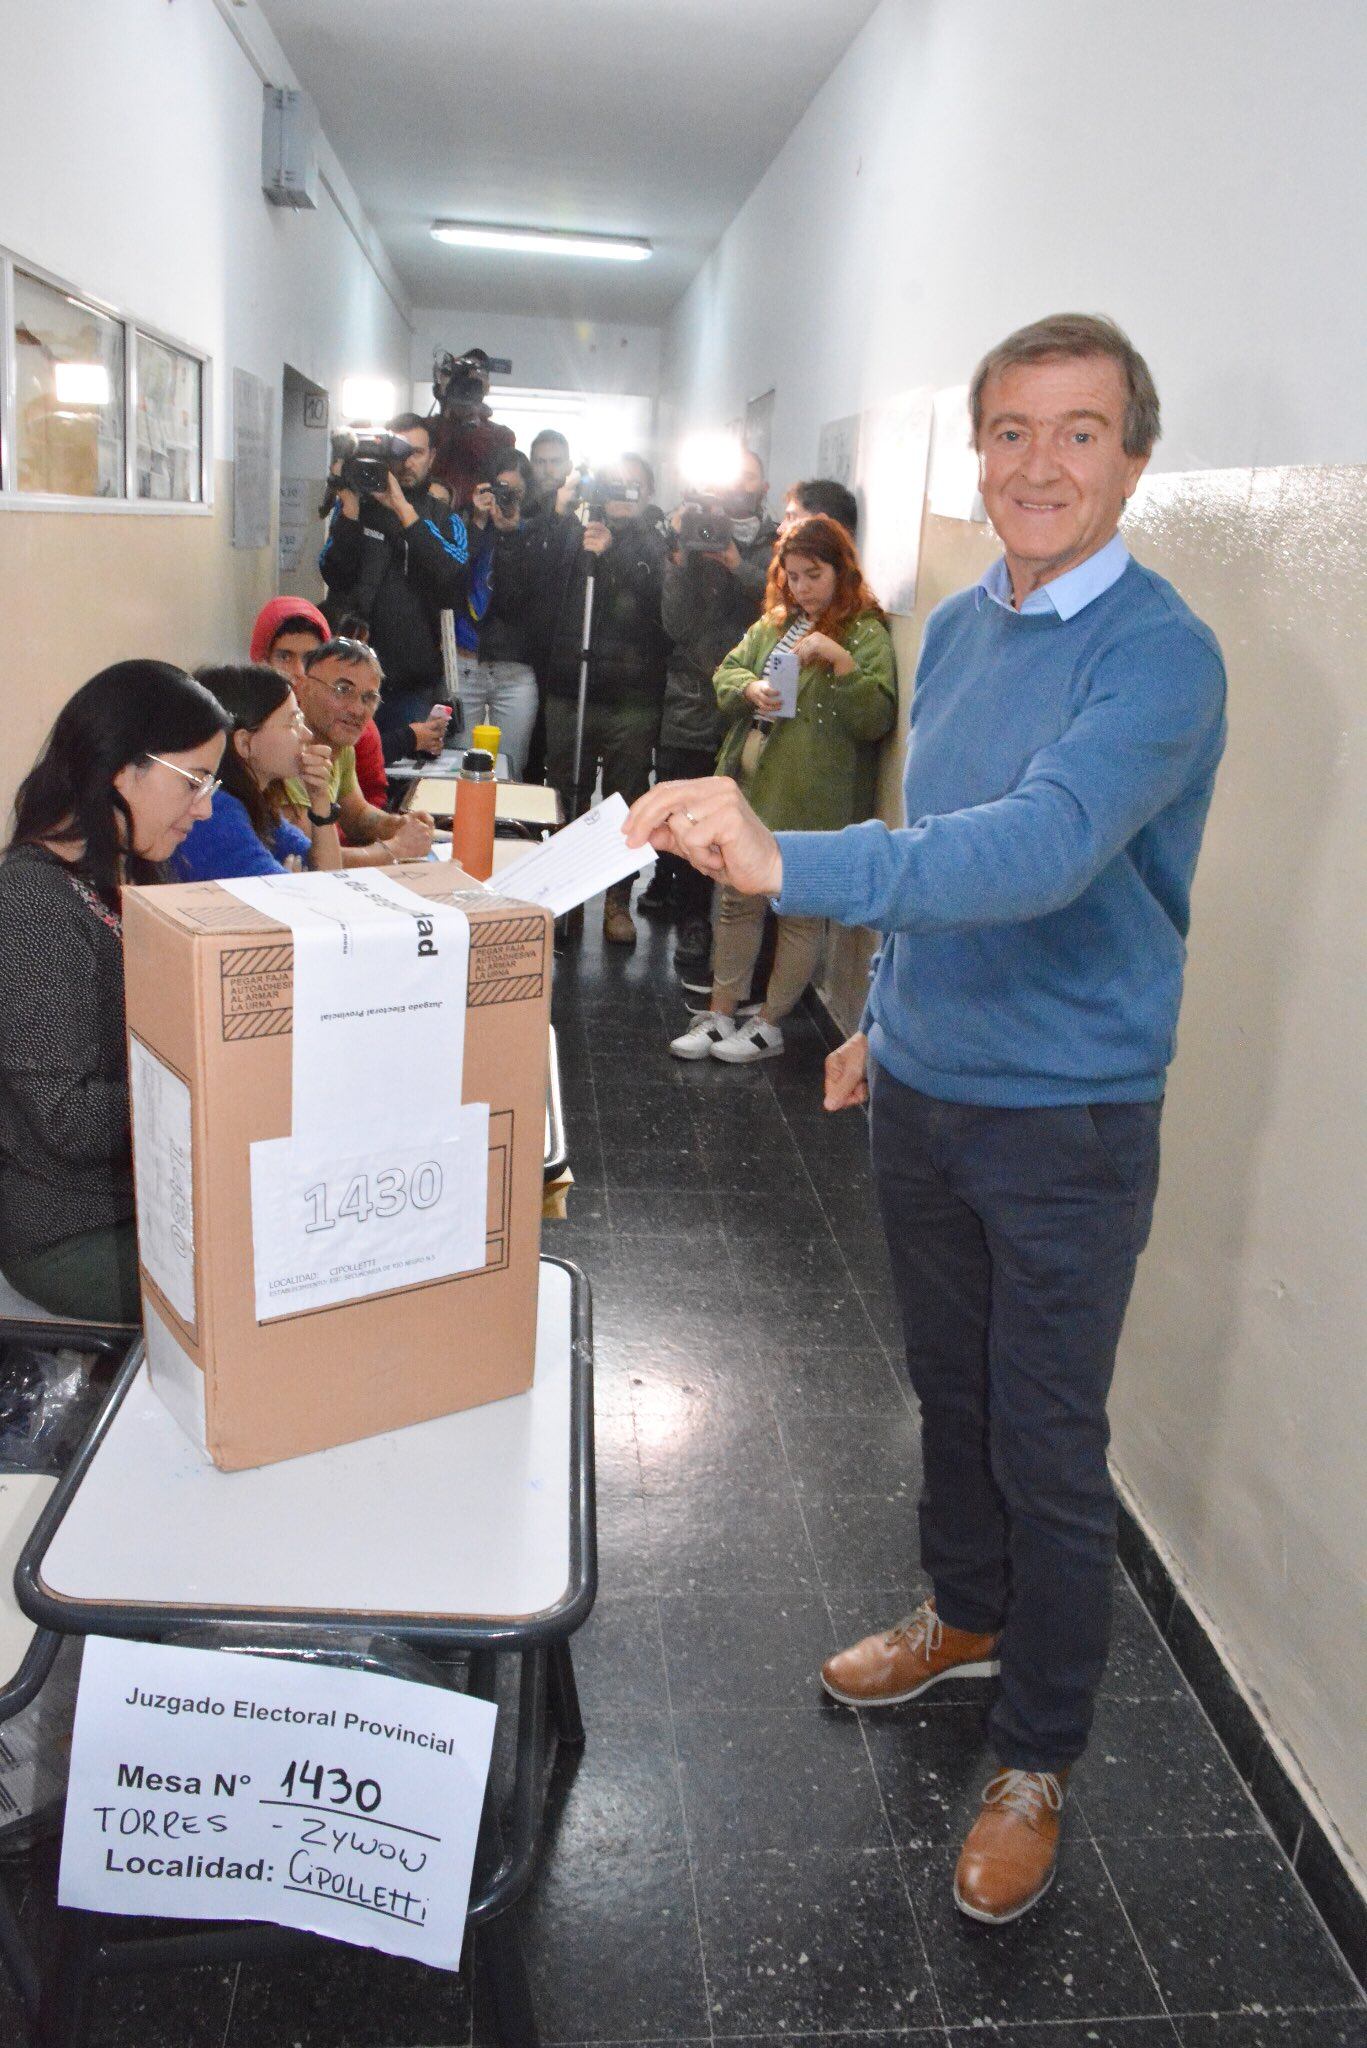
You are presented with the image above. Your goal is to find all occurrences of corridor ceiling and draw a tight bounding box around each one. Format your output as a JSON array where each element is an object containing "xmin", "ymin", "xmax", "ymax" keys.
[{"xmin": 255, "ymin": 0, "xmax": 881, "ymax": 319}]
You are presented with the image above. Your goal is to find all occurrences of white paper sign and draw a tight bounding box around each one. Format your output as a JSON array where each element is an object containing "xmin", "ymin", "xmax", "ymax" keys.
[
  {"xmin": 61, "ymin": 1636, "xmax": 496, "ymax": 1971},
  {"xmin": 220, "ymin": 871, "xmax": 473, "ymax": 1156},
  {"xmin": 248, "ymin": 1109, "xmax": 490, "ymax": 1321},
  {"xmin": 128, "ymin": 1038, "xmax": 197, "ymax": 1325},
  {"xmin": 493, "ymin": 793, "xmax": 651, "ymax": 917}
]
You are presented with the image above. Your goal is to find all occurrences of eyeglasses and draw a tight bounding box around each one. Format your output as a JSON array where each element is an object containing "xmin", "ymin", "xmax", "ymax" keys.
[
  {"xmin": 322, "ymin": 680, "xmax": 382, "ymax": 712},
  {"xmin": 146, "ymin": 755, "xmax": 221, "ymax": 802}
]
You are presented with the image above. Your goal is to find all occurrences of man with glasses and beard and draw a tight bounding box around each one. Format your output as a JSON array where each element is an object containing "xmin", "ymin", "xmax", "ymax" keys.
[{"xmin": 287, "ymin": 640, "xmax": 435, "ymax": 866}]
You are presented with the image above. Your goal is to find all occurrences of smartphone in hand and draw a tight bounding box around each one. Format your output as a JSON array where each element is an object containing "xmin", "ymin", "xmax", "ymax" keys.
[{"xmin": 767, "ymin": 648, "xmax": 800, "ymax": 719}]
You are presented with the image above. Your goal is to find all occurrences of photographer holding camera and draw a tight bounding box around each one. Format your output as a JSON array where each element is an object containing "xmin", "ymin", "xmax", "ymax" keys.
[
  {"xmin": 649, "ymin": 447, "xmax": 777, "ymax": 973},
  {"xmin": 537, "ymin": 462, "xmax": 670, "ymax": 944},
  {"xmin": 429, "ymin": 347, "xmax": 517, "ymax": 509},
  {"xmin": 319, "ymin": 414, "xmax": 469, "ymax": 766},
  {"xmin": 453, "ymin": 457, "xmax": 541, "ymax": 781}
]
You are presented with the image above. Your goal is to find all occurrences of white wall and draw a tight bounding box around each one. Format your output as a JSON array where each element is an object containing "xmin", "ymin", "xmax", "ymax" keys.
[
  {"xmin": 658, "ymin": 0, "xmax": 1367, "ymax": 1888},
  {"xmin": 1, "ymin": 0, "xmax": 412, "ymax": 467},
  {"xmin": 662, "ymin": 0, "xmax": 1367, "ymax": 491},
  {"xmin": 409, "ymin": 309, "xmax": 661, "ymax": 405}
]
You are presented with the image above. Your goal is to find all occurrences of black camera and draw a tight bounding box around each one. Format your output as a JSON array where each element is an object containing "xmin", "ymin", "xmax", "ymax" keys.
[
  {"xmin": 577, "ymin": 472, "xmax": 641, "ymax": 518},
  {"xmin": 433, "ymin": 348, "xmax": 513, "ymax": 413},
  {"xmin": 330, "ymin": 428, "xmax": 413, "ymax": 496},
  {"xmin": 491, "ymin": 479, "xmax": 524, "ymax": 517},
  {"xmin": 675, "ymin": 497, "xmax": 734, "ymax": 552}
]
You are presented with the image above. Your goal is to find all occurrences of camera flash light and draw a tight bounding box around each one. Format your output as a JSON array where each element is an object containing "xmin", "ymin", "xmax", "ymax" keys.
[
  {"xmin": 679, "ymin": 431, "xmax": 744, "ymax": 492},
  {"xmin": 340, "ymin": 376, "xmax": 397, "ymax": 426}
]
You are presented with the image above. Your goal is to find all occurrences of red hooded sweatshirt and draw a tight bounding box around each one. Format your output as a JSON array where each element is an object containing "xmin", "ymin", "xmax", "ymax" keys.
[{"xmin": 246, "ymin": 598, "xmax": 388, "ymax": 809}]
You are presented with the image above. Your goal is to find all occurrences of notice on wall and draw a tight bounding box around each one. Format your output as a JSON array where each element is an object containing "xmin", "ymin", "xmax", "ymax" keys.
[
  {"xmin": 233, "ymin": 368, "xmax": 274, "ymax": 551},
  {"xmin": 927, "ymin": 383, "xmax": 987, "ymax": 523},
  {"xmin": 128, "ymin": 1038, "xmax": 197, "ymax": 1326},
  {"xmin": 816, "ymin": 413, "xmax": 862, "ymax": 489},
  {"xmin": 856, "ymin": 384, "xmax": 934, "ymax": 617},
  {"xmin": 60, "ymin": 1636, "xmax": 496, "ymax": 1971},
  {"xmin": 278, "ymin": 474, "xmax": 314, "ymax": 574}
]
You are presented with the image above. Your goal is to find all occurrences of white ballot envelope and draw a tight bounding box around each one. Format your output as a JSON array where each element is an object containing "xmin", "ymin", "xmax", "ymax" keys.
[{"xmin": 767, "ymin": 648, "xmax": 800, "ymax": 718}]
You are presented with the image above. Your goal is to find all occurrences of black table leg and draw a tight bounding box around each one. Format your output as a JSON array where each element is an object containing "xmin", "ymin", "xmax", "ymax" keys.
[{"xmin": 546, "ymin": 1640, "xmax": 584, "ymax": 1750}]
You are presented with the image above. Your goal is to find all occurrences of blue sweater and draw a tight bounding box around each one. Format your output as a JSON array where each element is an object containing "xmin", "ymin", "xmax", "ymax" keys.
[
  {"xmin": 174, "ymin": 791, "xmax": 310, "ymax": 882},
  {"xmin": 775, "ymin": 558, "xmax": 1227, "ymax": 1106}
]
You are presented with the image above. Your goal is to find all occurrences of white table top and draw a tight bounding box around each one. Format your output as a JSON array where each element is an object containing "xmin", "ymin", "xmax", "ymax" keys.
[{"xmin": 33, "ymin": 1262, "xmax": 576, "ymax": 1628}]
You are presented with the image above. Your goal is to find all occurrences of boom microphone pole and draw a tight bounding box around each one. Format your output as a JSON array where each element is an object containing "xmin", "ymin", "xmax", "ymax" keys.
[{"xmin": 569, "ymin": 552, "xmax": 597, "ymax": 824}]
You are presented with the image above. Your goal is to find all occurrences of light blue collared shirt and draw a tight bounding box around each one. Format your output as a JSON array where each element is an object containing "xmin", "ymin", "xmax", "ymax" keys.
[{"xmin": 975, "ymin": 530, "xmax": 1130, "ymax": 621}]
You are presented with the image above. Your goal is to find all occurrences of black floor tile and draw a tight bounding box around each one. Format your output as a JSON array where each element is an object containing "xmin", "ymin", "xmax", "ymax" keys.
[
  {"xmin": 1073, "ymin": 1691, "xmax": 1259, "ymax": 1839},
  {"xmin": 1099, "ymin": 1830, "xmax": 1364, "ymax": 2016},
  {"xmin": 694, "ymin": 1844, "xmax": 936, "ymax": 2036},
  {"xmin": 673, "ymin": 1705, "xmax": 890, "ymax": 1856},
  {"xmin": 908, "ymin": 1835, "xmax": 1164, "ymax": 2027},
  {"xmin": 602, "ymin": 1142, "xmax": 714, "ymax": 1193},
  {"xmin": 736, "ymin": 1280, "xmax": 883, "ymax": 1354},
  {"xmin": 780, "ymin": 1408, "xmax": 922, "ymax": 1497},
  {"xmin": 86, "ymin": 1963, "xmax": 239, "ymax": 2048},
  {"xmin": 568, "ymin": 1592, "xmax": 671, "ymax": 1722},
  {"xmin": 803, "ymin": 1487, "xmax": 924, "ymax": 1590},
  {"xmin": 1175, "ymin": 2010, "xmax": 1367, "ymax": 2044},
  {"xmin": 538, "ymin": 1714, "xmax": 686, "ymax": 1865},
  {"xmin": 519, "ymin": 1843, "xmax": 711, "ymax": 2044},
  {"xmin": 607, "ymin": 1188, "xmax": 724, "ymax": 1241},
  {"xmin": 859, "ymin": 1700, "xmax": 998, "ymax": 1845},
  {"xmin": 594, "ymin": 1487, "xmax": 657, "ymax": 1594},
  {"xmin": 229, "ymin": 1941, "xmax": 472, "ymax": 2045},
  {"xmin": 948, "ymin": 2025, "xmax": 1181, "ymax": 2046},
  {"xmin": 1103, "ymin": 1575, "xmax": 1188, "ymax": 1700},
  {"xmin": 659, "ymin": 1587, "xmax": 835, "ymax": 1712},
  {"xmin": 633, "ymin": 1386, "xmax": 789, "ymax": 1495},
  {"xmin": 646, "ymin": 1478, "xmax": 818, "ymax": 1593},
  {"xmin": 764, "ymin": 1342, "xmax": 911, "ymax": 1414}
]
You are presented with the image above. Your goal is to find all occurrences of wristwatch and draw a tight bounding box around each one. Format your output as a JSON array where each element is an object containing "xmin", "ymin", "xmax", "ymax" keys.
[{"xmin": 307, "ymin": 802, "xmax": 342, "ymax": 827}]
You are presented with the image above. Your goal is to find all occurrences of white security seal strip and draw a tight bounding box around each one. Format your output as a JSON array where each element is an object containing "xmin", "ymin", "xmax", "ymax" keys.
[{"xmin": 220, "ymin": 872, "xmax": 489, "ymax": 1321}]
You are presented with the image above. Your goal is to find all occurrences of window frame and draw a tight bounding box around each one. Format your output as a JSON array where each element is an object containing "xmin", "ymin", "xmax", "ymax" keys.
[{"xmin": 0, "ymin": 246, "xmax": 213, "ymax": 515}]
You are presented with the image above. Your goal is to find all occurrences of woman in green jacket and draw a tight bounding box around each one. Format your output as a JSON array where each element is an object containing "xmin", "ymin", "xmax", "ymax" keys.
[{"xmin": 670, "ymin": 514, "xmax": 897, "ymax": 1063}]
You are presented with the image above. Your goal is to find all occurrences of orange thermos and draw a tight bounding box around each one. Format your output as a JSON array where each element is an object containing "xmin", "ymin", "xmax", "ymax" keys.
[{"xmin": 450, "ymin": 748, "xmax": 496, "ymax": 880}]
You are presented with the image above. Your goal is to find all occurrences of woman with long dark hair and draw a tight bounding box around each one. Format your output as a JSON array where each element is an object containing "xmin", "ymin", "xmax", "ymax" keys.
[
  {"xmin": 670, "ymin": 514, "xmax": 897, "ymax": 1063},
  {"xmin": 0, "ymin": 662, "xmax": 228, "ymax": 1320},
  {"xmin": 174, "ymin": 664, "xmax": 342, "ymax": 879}
]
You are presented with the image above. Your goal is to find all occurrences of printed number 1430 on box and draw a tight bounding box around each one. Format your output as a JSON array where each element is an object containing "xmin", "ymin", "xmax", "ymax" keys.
[{"xmin": 248, "ymin": 1105, "xmax": 489, "ymax": 1323}]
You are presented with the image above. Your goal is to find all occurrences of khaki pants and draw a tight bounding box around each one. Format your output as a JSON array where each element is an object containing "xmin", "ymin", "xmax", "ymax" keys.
[{"xmin": 711, "ymin": 886, "xmax": 825, "ymax": 1023}]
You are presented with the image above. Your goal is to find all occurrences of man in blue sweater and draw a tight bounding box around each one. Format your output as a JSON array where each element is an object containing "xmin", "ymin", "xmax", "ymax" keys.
[{"xmin": 628, "ymin": 314, "xmax": 1227, "ymax": 1926}]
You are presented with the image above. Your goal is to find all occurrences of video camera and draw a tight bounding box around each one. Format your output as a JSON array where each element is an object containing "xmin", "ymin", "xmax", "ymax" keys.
[
  {"xmin": 675, "ymin": 497, "xmax": 734, "ymax": 552},
  {"xmin": 329, "ymin": 428, "xmax": 413, "ymax": 497},
  {"xmin": 432, "ymin": 348, "xmax": 513, "ymax": 415}
]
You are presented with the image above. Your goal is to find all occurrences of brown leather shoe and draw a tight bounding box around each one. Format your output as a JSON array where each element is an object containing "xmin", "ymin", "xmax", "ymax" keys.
[
  {"xmin": 820, "ymin": 1599, "xmax": 1000, "ymax": 1707},
  {"xmin": 954, "ymin": 1767, "xmax": 1069, "ymax": 1924},
  {"xmin": 602, "ymin": 891, "xmax": 637, "ymax": 945}
]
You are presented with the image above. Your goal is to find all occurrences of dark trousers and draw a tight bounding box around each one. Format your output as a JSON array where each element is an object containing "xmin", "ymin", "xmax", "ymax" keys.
[
  {"xmin": 654, "ymin": 744, "xmax": 717, "ymax": 924},
  {"xmin": 544, "ymin": 697, "xmax": 659, "ymax": 825},
  {"xmin": 868, "ymin": 1061, "xmax": 1162, "ymax": 1768}
]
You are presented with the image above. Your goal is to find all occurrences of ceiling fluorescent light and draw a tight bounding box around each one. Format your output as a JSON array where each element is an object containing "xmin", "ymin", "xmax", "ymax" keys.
[{"xmin": 431, "ymin": 222, "xmax": 651, "ymax": 263}]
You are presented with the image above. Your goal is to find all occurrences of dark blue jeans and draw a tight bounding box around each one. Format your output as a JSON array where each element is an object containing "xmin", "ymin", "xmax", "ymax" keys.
[{"xmin": 868, "ymin": 1062, "xmax": 1162, "ymax": 1769}]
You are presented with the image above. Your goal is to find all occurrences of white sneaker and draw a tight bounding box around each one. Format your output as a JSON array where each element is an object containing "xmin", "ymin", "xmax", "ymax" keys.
[
  {"xmin": 711, "ymin": 1017, "xmax": 784, "ymax": 1063},
  {"xmin": 670, "ymin": 1011, "xmax": 737, "ymax": 1060}
]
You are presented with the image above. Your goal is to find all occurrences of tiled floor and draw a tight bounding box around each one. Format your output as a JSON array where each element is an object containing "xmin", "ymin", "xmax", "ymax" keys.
[{"xmin": 4, "ymin": 906, "xmax": 1364, "ymax": 2046}]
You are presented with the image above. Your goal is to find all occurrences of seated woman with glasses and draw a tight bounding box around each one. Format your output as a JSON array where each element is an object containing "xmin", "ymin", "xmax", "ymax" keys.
[
  {"xmin": 0, "ymin": 662, "xmax": 229, "ymax": 1322},
  {"xmin": 173, "ymin": 664, "xmax": 344, "ymax": 881},
  {"xmin": 287, "ymin": 639, "xmax": 437, "ymax": 867}
]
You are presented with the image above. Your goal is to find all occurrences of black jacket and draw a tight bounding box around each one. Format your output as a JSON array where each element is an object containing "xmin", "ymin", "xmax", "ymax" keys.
[
  {"xmin": 319, "ymin": 485, "xmax": 469, "ymax": 756},
  {"xmin": 537, "ymin": 515, "xmax": 670, "ymax": 713},
  {"xmin": 659, "ymin": 523, "xmax": 776, "ymax": 752},
  {"xmin": 476, "ymin": 522, "xmax": 540, "ymax": 668}
]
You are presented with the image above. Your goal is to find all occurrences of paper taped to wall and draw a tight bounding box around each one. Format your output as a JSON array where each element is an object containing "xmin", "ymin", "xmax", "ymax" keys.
[
  {"xmin": 493, "ymin": 793, "xmax": 652, "ymax": 916},
  {"xmin": 128, "ymin": 1038, "xmax": 197, "ymax": 1326}
]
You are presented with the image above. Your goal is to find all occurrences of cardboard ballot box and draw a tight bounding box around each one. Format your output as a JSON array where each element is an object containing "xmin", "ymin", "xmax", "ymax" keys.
[{"xmin": 121, "ymin": 866, "xmax": 552, "ymax": 1471}]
